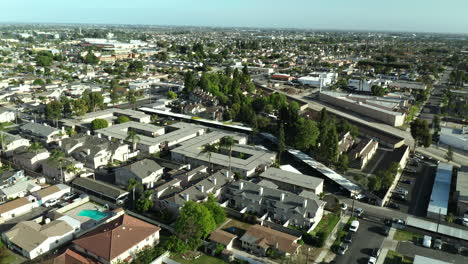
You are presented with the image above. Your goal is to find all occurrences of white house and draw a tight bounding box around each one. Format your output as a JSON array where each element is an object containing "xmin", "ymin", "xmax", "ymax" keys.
[
  {"xmin": 0, "ymin": 132, "xmax": 30, "ymax": 156},
  {"xmin": 0, "ymin": 196, "xmax": 39, "ymax": 223},
  {"xmin": 32, "ymin": 184, "xmax": 71, "ymax": 204},
  {"xmin": 0, "ymin": 108, "xmax": 16, "ymax": 123},
  {"xmin": 0, "ymin": 179, "xmax": 41, "ymax": 203},
  {"xmin": 13, "ymin": 148, "xmax": 50, "ymax": 171}
]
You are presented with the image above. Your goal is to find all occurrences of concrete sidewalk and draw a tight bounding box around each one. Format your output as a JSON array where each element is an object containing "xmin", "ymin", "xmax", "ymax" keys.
[
  {"xmin": 314, "ymin": 215, "xmax": 350, "ymax": 263},
  {"xmin": 376, "ymin": 228, "xmax": 399, "ymax": 264}
]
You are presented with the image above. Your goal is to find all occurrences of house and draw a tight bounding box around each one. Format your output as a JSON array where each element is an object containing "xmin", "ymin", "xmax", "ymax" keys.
[
  {"xmin": 349, "ymin": 138, "xmax": 379, "ymax": 169},
  {"xmin": 189, "ymin": 89, "xmax": 219, "ymax": 106},
  {"xmin": 72, "ymin": 214, "xmax": 161, "ymax": 264},
  {"xmin": 0, "ymin": 196, "xmax": 39, "ymax": 223},
  {"xmin": 0, "ymin": 107, "xmax": 16, "ymax": 123},
  {"xmin": 51, "ymin": 248, "xmax": 99, "ymax": 264},
  {"xmin": 115, "ymin": 159, "xmax": 163, "ymax": 189},
  {"xmin": 2, "ymin": 215, "xmax": 81, "ymax": 259},
  {"xmin": 60, "ymin": 135, "xmax": 130, "ymax": 169},
  {"xmin": 42, "ymin": 157, "xmax": 85, "ymax": 183},
  {"xmin": 259, "ymin": 168, "xmax": 324, "ymax": 195},
  {"xmin": 0, "ymin": 170, "xmax": 26, "ymax": 189},
  {"xmin": 240, "ymin": 224, "xmax": 301, "ymax": 256},
  {"xmin": 223, "ymin": 180, "xmax": 326, "ymax": 230},
  {"xmin": 61, "ymin": 108, "xmax": 151, "ymax": 130},
  {"xmin": 13, "ymin": 147, "xmax": 50, "ymax": 171},
  {"xmin": 208, "ymin": 229, "xmax": 237, "ymax": 251},
  {"xmin": 20, "ymin": 122, "xmax": 66, "ymax": 144},
  {"xmin": 32, "ymin": 184, "xmax": 71, "ymax": 204},
  {"xmin": 0, "ymin": 178, "xmax": 41, "ymax": 203},
  {"xmin": 338, "ymin": 131, "xmax": 354, "ymax": 155},
  {"xmin": 0, "ymin": 132, "xmax": 30, "ymax": 156}
]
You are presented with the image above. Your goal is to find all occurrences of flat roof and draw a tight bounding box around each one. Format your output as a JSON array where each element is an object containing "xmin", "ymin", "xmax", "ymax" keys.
[
  {"xmin": 259, "ymin": 167, "xmax": 323, "ymax": 190},
  {"xmin": 413, "ymin": 255, "xmax": 450, "ymax": 264},
  {"xmin": 427, "ymin": 163, "xmax": 453, "ymax": 216},
  {"xmin": 407, "ymin": 216, "xmax": 468, "ymax": 241},
  {"xmin": 72, "ymin": 177, "xmax": 128, "ymax": 200},
  {"xmin": 456, "ymin": 166, "xmax": 468, "ymax": 203}
]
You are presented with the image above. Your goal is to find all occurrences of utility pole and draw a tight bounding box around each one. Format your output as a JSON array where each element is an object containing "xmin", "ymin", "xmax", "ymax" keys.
[{"xmin": 436, "ymin": 208, "xmax": 441, "ymax": 233}]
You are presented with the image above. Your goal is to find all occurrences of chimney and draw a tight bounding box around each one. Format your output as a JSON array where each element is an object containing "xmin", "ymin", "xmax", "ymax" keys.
[
  {"xmin": 61, "ymin": 126, "xmax": 65, "ymax": 132},
  {"xmin": 97, "ymin": 133, "xmax": 101, "ymax": 139},
  {"xmin": 259, "ymin": 187, "xmax": 263, "ymax": 196},
  {"xmin": 303, "ymin": 199, "xmax": 308, "ymax": 208},
  {"xmin": 239, "ymin": 181, "xmax": 244, "ymax": 190},
  {"xmin": 280, "ymin": 193, "xmax": 285, "ymax": 201},
  {"xmin": 184, "ymin": 193, "xmax": 190, "ymax": 201},
  {"xmin": 86, "ymin": 130, "xmax": 91, "ymax": 136},
  {"xmin": 199, "ymin": 185, "xmax": 204, "ymax": 193}
]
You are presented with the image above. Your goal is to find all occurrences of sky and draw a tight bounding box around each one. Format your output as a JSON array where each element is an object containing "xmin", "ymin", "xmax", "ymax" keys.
[{"xmin": 1, "ymin": 0, "xmax": 468, "ymax": 34}]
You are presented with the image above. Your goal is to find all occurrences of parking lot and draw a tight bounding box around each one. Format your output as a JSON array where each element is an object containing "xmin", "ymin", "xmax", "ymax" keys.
[
  {"xmin": 334, "ymin": 219, "xmax": 386, "ymax": 264},
  {"xmin": 386, "ymin": 157, "xmax": 437, "ymax": 217}
]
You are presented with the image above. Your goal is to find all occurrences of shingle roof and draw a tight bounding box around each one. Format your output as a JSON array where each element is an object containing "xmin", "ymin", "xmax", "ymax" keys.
[
  {"xmin": 209, "ymin": 229, "xmax": 237, "ymax": 245},
  {"xmin": 72, "ymin": 214, "xmax": 160, "ymax": 261},
  {"xmin": 0, "ymin": 197, "xmax": 30, "ymax": 214},
  {"xmin": 21, "ymin": 122, "xmax": 59, "ymax": 137},
  {"xmin": 72, "ymin": 177, "xmax": 128, "ymax": 200},
  {"xmin": 120, "ymin": 159, "xmax": 162, "ymax": 180},
  {"xmin": 240, "ymin": 225, "xmax": 300, "ymax": 254}
]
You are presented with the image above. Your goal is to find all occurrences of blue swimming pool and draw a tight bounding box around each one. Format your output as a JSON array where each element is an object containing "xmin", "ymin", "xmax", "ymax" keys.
[{"xmin": 78, "ymin": 210, "xmax": 108, "ymax": 221}]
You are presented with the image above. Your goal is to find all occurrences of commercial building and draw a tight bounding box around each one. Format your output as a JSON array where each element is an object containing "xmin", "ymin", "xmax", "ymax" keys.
[
  {"xmin": 439, "ymin": 127, "xmax": 468, "ymax": 152},
  {"xmin": 319, "ymin": 91, "xmax": 407, "ymax": 127},
  {"xmin": 259, "ymin": 167, "xmax": 324, "ymax": 195},
  {"xmin": 427, "ymin": 163, "xmax": 453, "ymax": 219},
  {"xmin": 297, "ymin": 72, "xmax": 338, "ymax": 87},
  {"xmin": 455, "ymin": 166, "xmax": 468, "ymax": 216},
  {"xmin": 171, "ymin": 130, "xmax": 276, "ymax": 177}
]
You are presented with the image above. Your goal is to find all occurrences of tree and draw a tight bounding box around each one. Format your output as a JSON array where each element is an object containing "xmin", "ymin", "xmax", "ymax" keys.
[
  {"xmin": 116, "ymin": 116, "xmax": 131, "ymax": 124},
  {"xmin": 126, "ymin": 90, "xmax": 137, "ymax": 109},
  {"xmin": 200, "ymin": 143, "xmax": 218, "ymax": 172},
  {"xmin": 90, "ymin": 119, "xmax": 108, "ymax": 131},
  {"xmin": 432, "ymin": 115, "xmax": 441, "ymax": 131},
  {"xmin": 33, "ymin": 79, "xmax": 45, "ymax": 86},
  {"xmin": 66, "ymin": 127, "xmax": 76, "ymax": 137},
  {"xmin": 219, "ymin": 136, "xmax": 235, "ymax": 172},
  {"xmin": 83, "ymin": 51, "xmax": 99, "ymax": 65},
  {"xmin": 175, "ymin": 201, "xmax": 216, "ymax": 244},
  {"xmin": 410, "ymin": 118, "xmax": 432, "ymax": 148},
  {"xmin": 128, "ymin": 60, "xmax": 144, "ymax": 73},
  {"xmin": 446, "ymin": 146, "xmax": 454, "ymax": 162},
  {"xmin": 277, "ymin": 123, "xmax": 286, "ymax": 163},
  {"xmin": 28, "ymin": 142, "xmax": 42, "ymax": 155},
  {"xmin": 50, "ymin": 149, "xmax": 65, "ymax": 161},
  {"xmin": 371, "ymin": 85, "xmax": 386, "ymax": 96},
  {"xmin": 84, "ymin": 91, "xmax": 104, "ymax": 112},
  {"xmin": 110, "ymin": 87, "xmax": 120, "ymax": 104},
  {"xmin": 337, "ymin": 154, "xmax": 349, "ymax": 173},
  {"xmin": 45, "ymin": 100, "xmax": 63, "ymax": 127},
  {"xmin": 72, "ymin": 98, "xmax": 88, "ymax": 116},
  {"xmin": 136, "ymin": 190, "xmax": 154, "ymax": 213},
  {"xmin": 65, "ymin": 164, "xmax": 80, "ymax": 174},
  {"xmin": 368, "ymin": 176, "xmax": 382, "ymax": 192},
  {"xmin": 166, "ymin": 90, "xmax": 177, "ymax": 99},
  {"xmin": 203, "ymin": 194, "xmax": 226, "ymax": 226},
  {"xmin": 126, "ymin": 130, "xmax": 140, "ymax": 151},
  {"xmin": 183, "ymin": 71, "xmax": 197, "ymax": 94}
]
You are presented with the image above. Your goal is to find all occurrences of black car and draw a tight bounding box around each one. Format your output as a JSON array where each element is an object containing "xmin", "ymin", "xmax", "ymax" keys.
[
  {"xmin": 384, "ymin": 218, "xmax": 393, "ymax": 227},
  {"xmin": 343, "ymin": 232, "xmax": 353, "ymax": 243},
  {"xmin": 388, "ymin": 202, "xmax": 400, "ymax": 210},
  {"xmin": 381, "ymin": 225, "xmax": 391, "ymax": 236},
  {"xmin": 393, "ymin": 193, "xmax": 406, "ymax": 201},
  {"xmin": 401, "ymin": 179, "xmax": 412, "ymax": 185},
  {"xmin": 371, "ymin": 248, "xmax": 381, "ymax": 257}
]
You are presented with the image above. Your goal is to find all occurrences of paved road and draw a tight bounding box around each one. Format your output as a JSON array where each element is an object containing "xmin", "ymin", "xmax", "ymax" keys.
[
  {"xmin": 397, "ymin": 241, "xmax": 468, "ymax": 264},
  {"xmin": 417, "ymin": 146, "xmax": 468, "ymax": 167},
  {"xmin": 334, "ymin": 219, "xmax": 386, "ymax": 264}
]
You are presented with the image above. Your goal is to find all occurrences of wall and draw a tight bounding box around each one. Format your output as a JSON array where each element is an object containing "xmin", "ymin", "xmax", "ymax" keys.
[
  {"xmin": 56, "ymin": 195, "xmax": 90, "ymax": 214},
  {"xmin": 378, "ymin": 146, "xmax": 410, "ymax": 207}
]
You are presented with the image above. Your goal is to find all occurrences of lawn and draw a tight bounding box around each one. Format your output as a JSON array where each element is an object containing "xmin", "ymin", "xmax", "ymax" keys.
[
  {"xmin": 383, "ymin": 250, "xmax": 413, "ymax": 264},
  {"xmin": 393, "ymin": 229, "xmax": 422, "ymax": 243},
  {"xmin": 170, "ymin": 253, "xmax": 227, "ymax": 264},
  {"xmin": 310, "ymin": 213, "xmax": 340, "ymax": 236}
]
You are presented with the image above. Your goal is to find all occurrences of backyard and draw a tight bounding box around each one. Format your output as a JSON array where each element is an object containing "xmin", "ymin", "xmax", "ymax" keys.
[
  {"xmin": 393, "ymin": 229, "xmax": 422, "ymax": 243},
  {"xmin": 170, "ymin": 252, "xmax": 227, "ymax": 264},
  {"xmin": 383, "ymin": 250, "xmax": 413, "ymax": 264}
]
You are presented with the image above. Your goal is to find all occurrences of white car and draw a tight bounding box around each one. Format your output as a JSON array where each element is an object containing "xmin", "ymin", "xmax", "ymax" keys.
[
  {"xmin": 341, "ymin": 203, "xmax": 348, "ymax": 211},
  {"xmin": 349, "ymin": 220, "xmax": 359, "ymax": 232},
  {"xmin": 354, "ymin": 193, "xmax": 366, "ymax": 200},
  {"xmin": 44, "ymin": 199, "xmax": 58, "ymax": 208},
  {"xmin": 368, "ymin": 257, "xmax": 377, "ymax": 264},
  {"xmin": 422, "ymin": 235, "xmax": 432, "ymax": 248},
  {"xmin": 462, "ymin": 218, "xmax": 468, "ymax": 227}
]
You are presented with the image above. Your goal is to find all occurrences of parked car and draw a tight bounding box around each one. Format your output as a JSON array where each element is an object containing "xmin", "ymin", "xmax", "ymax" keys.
[
  {"xmin": 44, "ymin": 199, "xmax": 58, "ymax": 208},
  {"xmin": 343, "ymin": 232, "xmax": 353, "ymax": 243},
  {"xmin": 354, "ymin": 208, "xmax": 364, "ymax": 217},
  {"xmin": 381, "ymin": 225, "xmax": 391, "ymax": 236},
  {"xmin": 462, "ymin": 218, "xmax": 468, "ymax": 227},
  {"xmin": 433, "ymin": 238, "xmax": 443, "ymax": 250},
  {"xmin": 367, "ymin": 257, "xmax": 377, "ymax": 264},
  {"xmin": 337, "ymin": 243, "xmax": 349, "ymax": 255},
  {"xmin": 341, "ymin": 203, "xmax": 348, "ymax": 211},
  {"xmin": 384, "ymin": 219, "xmax": 393, "ymax": 227},
  {"xmin": 393, "ymin": 219, "xmax": 406, "ymax": 225},
  {"xmin": 62, "ymin": 192, "xmax": 75, "ymax": 200},
  {"xmin": 349, "ymin": 220, "xmax": 359, "ymax": 232},
  {"xmin": 415, "ymin": 153, "xmax": 424, "ymax": 159},
  {"xmin": 393, "ymin": 193, "xmax": 406, "ymax": 201},
  {"xmin": 393, "ymin": 187, "xmax": 409, "ymax": 195},
  {"xmin": 371, "ymin": 248, "xmax": 381, "ymax": 257},
  {"xmin": 388, "ymin": 202, "xmax": 400, "ymax": 210},
  {"xmin": 401, "ymin": 179, "xmax": 412, "ymax": 185},
  {"xmin": 354, "ymin": 193, "xmax": 367, "ymax": 200},
  {"xmin": 422, "ymin": 235, "xmax": 432, "ymax": 248}
]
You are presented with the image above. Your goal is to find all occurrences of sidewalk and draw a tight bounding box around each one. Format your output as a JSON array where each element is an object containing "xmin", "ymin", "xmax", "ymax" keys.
[
  {"xmin": 376, "ymin": 227, "xmax": 399, "ymax": 264},
  {"xmin": 314, "ymin": 214, "xmax": 350, "ymax": 263}
]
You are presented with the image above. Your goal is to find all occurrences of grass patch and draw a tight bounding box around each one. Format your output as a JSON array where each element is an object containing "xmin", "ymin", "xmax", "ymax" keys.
[
  {"xmin": 384, "ymin": 250, "xmax": 413, "ymax": 264},
  {"xmin": 310, "ymin": 214, "xmax": 340, "ymax": 236},
  {"xmin": 394, "ymin": 229, "xmax": 422, "ymax": 243},
  {"xmin": 171, "ymin": 253, "xmax": 227, "ymax": 264}
]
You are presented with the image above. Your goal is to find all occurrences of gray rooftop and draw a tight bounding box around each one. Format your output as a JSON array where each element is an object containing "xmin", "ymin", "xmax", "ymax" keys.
[
  {"xmin": 72, "ymin": 177, "xmax": 128, "ymax": 200},
  {"xmin": 259, "ymin": 167, "xmax": 323, "ymax": 191},
  {"xmin": 456, "ymin": 166, "xmax": 468, "ymax": 203},
  {"xmin": 20, "ymin": 122, "xmax": 60, "ymax": 137},
  {"xmin": 118, "ymin": 159, "xmax": 162, "ymax": 180},
  {"xmin": 427, "ymin": 163, "xmax": 453, "ymax": 216}
]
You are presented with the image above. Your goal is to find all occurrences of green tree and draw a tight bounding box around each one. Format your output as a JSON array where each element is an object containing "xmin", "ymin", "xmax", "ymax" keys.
[
  {"xmin": 84, "ymin": 91, "xmax": 104, "ymax": 112},
  {"xmin": 72, "ymin": 98, "xmax": 88, "ymax": 116},
  {"xmin": 90, "ymin": 118, "xmax": 108, "ymax": 131},
  {"xmin": 175, "ymin": 201, "xmax": 216, "ymax": 244},
  {"xmin": 368, "ymin": 176, "xmax": 382, "ymax": 192},
  {"xmin": 203, "ymin": 194, "xmax": 226, "ymax": 226},
  {"xmin": 183, "ymin": 71, "xmax": 197, "ymax": 94},
  {"xmin": 166, "ymin": 90, "xmax": 177, "ymax": 99},
  {"xmin": 219, "ymin": 136, "xmax": 235, "ymax": 172},
  {"xmin": 136, "ymin": 190, "xmax": 154, "ymax": 213},
  {"xmin": 128, "ymin": 60, "xmax": 144, "ymax": 73},
  {"xmin": 83, "ymin": 51, "xmax": 99, "ymax": 65},
  {"xmin": 446, "ymin": 146, "xmax": 454, "ymax": 162},
  {"xmin": 371, "ymin": 85, "xmax": 386, "ymax": 96},
  {"xmin": 410, "ymin": 118, "xmax": 432, "ymax": 148},
  {"xmin": 126, "ymin": 90, "xmax": 137, "ymax": 109},
  {"xmin": 277, "ymin": 123, "xmax": 286, "ymax": 163},
  {"xmin": 66, "ymin": 127, "xmax": 76, "ymax": 137},
  {"xmin": 116, "ymin": 116, "xmax": 131, "ymax": 124},
  {"xmin": 33, "ymin": 79, "xmax": 45, "ymax": 86},
  {"xmin": 126, "ymin": 130, "xmax": 140, "ymax": 151},
  {"xmin": 337, "ymin": 154, "xmax": 349, "ymax": 173},
  {"xmin": 45, "ymin": 100, "xmax": 63, "ymax": 127},
  {"xmin": 28, "ymin": 142, "xmax": 43, "ymax": 155},
  {"xmin": 200, "ymin": 143, "xmax": 218, "ymax": 172}
]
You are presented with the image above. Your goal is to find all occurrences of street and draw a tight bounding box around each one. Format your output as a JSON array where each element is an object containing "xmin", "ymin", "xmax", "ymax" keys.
[{"xmin": 334, "ymin": 219, "xmax": 386, "ymax": 264}]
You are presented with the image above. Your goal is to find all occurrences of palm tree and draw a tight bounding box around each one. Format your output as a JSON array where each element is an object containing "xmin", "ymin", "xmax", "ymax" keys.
[
  {"xmin": 28, "ymin": 142, "xmax": 42, "ymax": 155},
  {"xmin": 50, "ymin": 149, "xmax": 65, "ymax": 161},
  {"xmin": 200, "ymin": 143, "xmax": 218, "ymax": 172},
  {"xmin": 219, "ymin": 136, "xmax": 235, "ymax": 172},
  {"xmin": 66, "ymin": 127, "xmax": 76, "ymax": 137},
  {"xmin": 125, "ymin": 130, "xmax": 140, "ymax": 151},
  {"xmin": 0, "ymin": 132, "xmax": 6, "ymax": 156}
]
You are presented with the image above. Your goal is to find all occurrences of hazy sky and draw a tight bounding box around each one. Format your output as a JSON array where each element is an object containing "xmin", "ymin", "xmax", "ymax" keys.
[{"xmin": 2, "ymin": 0, "xmax": 468, "ymax": 34}]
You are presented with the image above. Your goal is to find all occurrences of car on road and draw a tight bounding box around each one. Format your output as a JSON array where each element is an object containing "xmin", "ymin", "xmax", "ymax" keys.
[
  {"xmin": 354, "ymin": 208, "xmax": 364, "ymax": 217},
  {"xmin": 422, "ymin": 235, "xmax": 432, "ymax": 248},
  {"xmin": 44, "ymin": 199, "xmax": 58, "ymax": 208},
  {"xmin": 388, "ymin": 202, "xmax": 400, "ymax": 210},
  {"xmin": 433, "ymin": 238, "xmax": 442, "ymax": 250},
  {"xmin": 381, "ymin": 225, "xmax": 391, "ymax": 236},
  {"xmin": 401, "ymin": 179, "xmax": 412, "ymax": 185},
  {"xmin": 340, "ymin": 203, "xmax": 348, "ymax": 211},
  {"xmin": 336, "ymin": 243, "xmax": 348, "ymax": 255},
  {"xmin": 349, "ymin": 220, "xmax": 359, "ymax": 232},
  {"xmin": 371, "ymin": 248, "xmax": 381, "ymax": 257},
  {"xmin": 367, "ymin": 257, "xmax": 377, "ymax": 264},
  {"xmin": 343, "ymin": 232, "xmax": 353, "ymax": 243}
]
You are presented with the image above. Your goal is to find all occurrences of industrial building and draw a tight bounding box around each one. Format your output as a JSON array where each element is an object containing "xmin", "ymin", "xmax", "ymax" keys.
[{"xmin": 427, "ymin": 163, "xmax": 453, "ymax": 219}]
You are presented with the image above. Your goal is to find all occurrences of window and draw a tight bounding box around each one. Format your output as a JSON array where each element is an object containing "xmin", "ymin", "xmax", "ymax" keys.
[{"xmin": 55, "ymin": 240, "xmax": 59, "ymax": 244}]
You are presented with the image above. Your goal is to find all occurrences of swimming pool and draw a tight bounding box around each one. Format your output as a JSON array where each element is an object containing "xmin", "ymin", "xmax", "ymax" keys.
[{"xmin": 78, "ymin": 210, "xmax": 108, "ymax": 221}]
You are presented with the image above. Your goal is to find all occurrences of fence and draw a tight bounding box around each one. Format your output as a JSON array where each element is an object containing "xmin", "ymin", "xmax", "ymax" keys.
[{"xmin": 261, "ymin": 220, "xmax": 303, "ymax": 237}]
